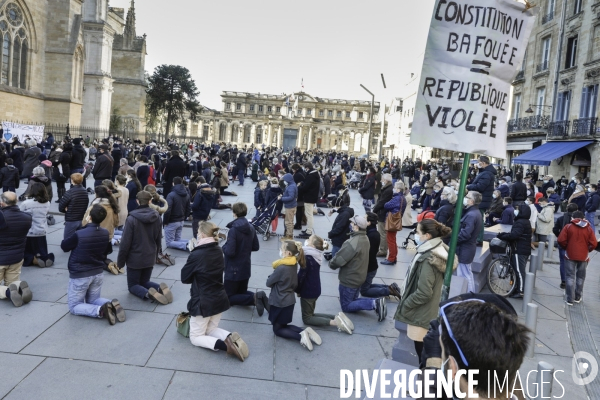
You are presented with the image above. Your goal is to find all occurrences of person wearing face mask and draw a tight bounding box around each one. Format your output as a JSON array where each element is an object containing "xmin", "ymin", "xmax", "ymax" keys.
[
  {"xmin": 485, "ymin": 190, "xmax": 503, "ymax": 227},
  {"xmin": 495, "ymin": 177, "xmax": 509, "ymax": 198},
  {"xmin": 541, "ymin": 174, "xmax": 555, "ymax": 194},
  {"xmin": 330, "ymin": 216, "xmax": 388, "ymax": 322},
  {"xmin": 568, "ymin": 184, "xmax": 587, "ymax": 212},
  {"xmin": 546, "ymin": 187, "xmax": 561, "ymax": 213},
  {"xmin": 497, "ymin": 204, "xmax": 532, "ymax": 298},
  {"xmin": 466, "ymin": 156, "xmax": 496, "ymax": 245},
  {"xmin": 381, "ymin": 181, "xmax": 408, "ymax": 266},
  {"xmin": 493, "ymin": 197, "xmax": 514, "ymax": 225},
  {"xmin": 434, "ymin": 186, "xmax": 457, "ymax": 228},
  {"xmin": 455, "ymin": 191, "xmax": 483, "ymax": 292},
  {"xmin": 418, "ymin": 296, "xmax": 529, "ymax": 400},
  {"xmin": 564, "ymin": 175, "xmax": 579, "ymax": 200},
  {"xmin": 394, "ymin": 218, "xmax": 455, "ymax": 361},
  {"xmin": 535, "ymin": 197, "xmax": 555, "ymax": 244},
  {"xmin": 297, "ymin": 234, "xmax": 354, "ymax": 334},
  {"xmin": 584, "ymin": 184, "xmax": 600, "ymax": 234},
  {"xmin": 280, "ymin": 173, "xmax": 298, "ymax": 240}
]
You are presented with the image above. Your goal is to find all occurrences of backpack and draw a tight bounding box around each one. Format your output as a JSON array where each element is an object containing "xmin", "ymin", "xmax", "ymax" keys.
[{"xmin": 417, "ymin": 210, "xmax": 435, "ymax": 222}]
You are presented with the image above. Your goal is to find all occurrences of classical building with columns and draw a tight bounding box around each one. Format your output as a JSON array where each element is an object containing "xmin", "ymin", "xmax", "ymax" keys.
[
  {"xmin": 0, "ymin": 0, "xmax": 147, "ymax": 134},
  {"xmin": 177, "ymin": 91, "xmax": 385, "ymax": 153}
]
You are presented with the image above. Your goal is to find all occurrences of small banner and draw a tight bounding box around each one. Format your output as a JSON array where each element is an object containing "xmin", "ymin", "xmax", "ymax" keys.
[
  {"xmin": 2, "ymin": 122, "xmax": 45, "ymax": 143},
  {"xmin": 411, "ymin": 0, "xmax": 537, "ymax": 159}
]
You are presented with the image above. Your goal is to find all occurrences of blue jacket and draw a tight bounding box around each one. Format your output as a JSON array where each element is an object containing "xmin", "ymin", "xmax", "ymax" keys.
[
  {"xmin": 61, "ymin": 223, "xmax": 109, "ymax": 279},
  {"xmin": 281, "ymin": 174, "xmax": 298, "ymax": 208},
  {"xmin": 499, "ymin": 205, "xmax": 515, "ymax": 225},
  {"xmin": 384, "ymin": 192, "xmax": 407, "ymax": 216},
  {"xmin": 585, "ymin": 191, "xmax": 600, "ymax": 213},
  {"xmin": 466, "ymin": 165, "xmax": 497, "ymax": 210},
  {"xmin": 222, "ymin": 217, "xmax": 260, "ymax": 281},
  {"xmin": 192, "ymin": 184, "xmax": 215, "ymax": 220},
  {"xmin": 254, "ymin": 187, "xmax": 267, "ymax": 210},
  {"xmin": 126, "ymin": 181, "xmax": 139, "ymax": 213},
  {"xmin": 296, "ymin": 248, "xmax": 322, "ymax": 299},
  {"xmin": 456, "ymin": 205, "xmax": 483, "ymax": 264},
  {"xmin": 496, "ymin": 183, "xmax": 510, "ymax": 198},
  {"xmin": 548, "ymin": 193, "xmax": 561, "ymax": 212},
  {"xmin": 0, "ymin": 205, "xmax": 32, "ymax": 265},
  {"xmin": 328, "ymin": 205, "xmax": 354, "ymax": 247},
  {"xmin": 410, "ymin": 184, "xmax": 421, "ymax": 198},
  {"xmin": 164, "ymin": 184, "xmax": 191, "ymax": 224}
]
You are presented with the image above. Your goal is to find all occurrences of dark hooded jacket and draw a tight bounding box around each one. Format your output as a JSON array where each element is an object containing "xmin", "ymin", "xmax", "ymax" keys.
[
  {"xmin": 456, "ymin": 203, "xmax": 483, "ymax": 264},
  {"xmin": 466, "ymin": 164, "xmax": 497, "ymax": 209},
  {"xmin": 163, "ymin": 183, "xmax": 191, "ymax": 224},
  {"xmin": 222, "ymin": 217, "xmax": 260, "ymax": 281},
  {"xmin": 192, "ymin": 183, "xmax": 216, "ymax": 220},
  {"xmin": 328, "ymin": 205, "xmax": 354, "ymax": 247},
  {"xmin": 117, "ymin": 206, "xmax": 162, "ymax": 269},
  {"xmin": 61, "ymin": 223, "xmax": 109, "ymax": 279},
  {"xmin": 0, "ymin": 205, "xmax": 32, "ymax": 265},
  {"xmin": 497, "ymin": 204, "xmax": 532, "ymax": 256}
]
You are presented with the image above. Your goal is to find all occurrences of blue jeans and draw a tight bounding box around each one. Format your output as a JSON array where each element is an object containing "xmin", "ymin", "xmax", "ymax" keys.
[
  {"xmin": 331, "ymin": 245, "xmax": 341, "ymax": 258},
  {"xmin": 127, "ymin": 267, "xmax": 160, "ymax": 299},
  {"xmin": 338, "ymin": 284, "xmax": 375, "ymax": 313},
  {"xmin": 565, "ymin": 259, "xmax": 587, "ymax": 303},
  {"xmin": 164, "ymin": 221, "xmax": 188, "ymax": 250},
  {"xmin": 238, "ymin": 169, "xmax": 245, "ymax": 185},
  {"xmin": 360, "ymin": 270, "xmax": 390, "ymax": 298},
  {"xmin": 64, "ymin": 221, "xmax": 81, "ymax": 241},
  {"xmin": 68, "ymin": 273, "xmax": 110, "ymax": 318},
  {"xmin": 457, "ymin": 263, "xmax": 475, "ymax": 293},
  {"xmin": 585, "ymin": 211, "xmax": 596, "ymax": 234},
  {"xmin": 558, "ymin": 248, "xmax": 566, "ymax": 282}
]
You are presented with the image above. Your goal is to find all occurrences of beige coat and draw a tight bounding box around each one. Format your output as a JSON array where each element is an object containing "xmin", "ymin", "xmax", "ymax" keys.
[
  {"xmin": 115, "ymin": 186, "xmax": 129, "ymax": 226},
  {"xmin": 402, "ymin": 192, "xmax": 413, "ymax": 227},
  {"xmin": 536, "ymin": 204, "xmax": 555, "ymax": 235},
  {"xmin": 220, "ymin": 167, "xmax": 229, "ymax": 188},
  {"xmin": 82, "ymin": 198, "xmax": 120, "ymax": 239}
]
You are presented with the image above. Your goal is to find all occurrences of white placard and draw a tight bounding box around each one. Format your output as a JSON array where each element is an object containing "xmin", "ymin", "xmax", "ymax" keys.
[
  {"xmin": 2, "ymin": 122, "xmax": 45, "ymax": 143},
  {"xmin": 410, "ymin": 0, "xmax": 537, "ymax": 159}
]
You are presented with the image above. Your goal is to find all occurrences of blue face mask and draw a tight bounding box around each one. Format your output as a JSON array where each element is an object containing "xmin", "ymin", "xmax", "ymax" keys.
[{"xmin": 415, "ymin": 233, "xmax": 424, "ymax": 246}]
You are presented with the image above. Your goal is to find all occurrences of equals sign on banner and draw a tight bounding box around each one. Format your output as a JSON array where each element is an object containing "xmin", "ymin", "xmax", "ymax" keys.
[{"xmin": 470, "ymin": 60, "xmax": 491, "ymax": 75}]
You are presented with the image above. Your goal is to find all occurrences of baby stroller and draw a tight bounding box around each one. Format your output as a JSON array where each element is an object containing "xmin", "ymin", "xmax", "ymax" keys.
[
  {"xmin": 400, "ymin": 210, "xmax": 435, "ymax": 248},
  {"xmin": 251, "ymin": 198, "xmax": 279, "ymax": 241},
  {"xmin": 347, "ymin": 171, "xmax": 363, "ymax": 189}
]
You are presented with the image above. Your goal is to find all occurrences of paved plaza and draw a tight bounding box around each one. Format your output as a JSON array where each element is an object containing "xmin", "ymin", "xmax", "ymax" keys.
[{"xmin": 0, "ymin": 179, "xmax": 598, "ymax": 399}]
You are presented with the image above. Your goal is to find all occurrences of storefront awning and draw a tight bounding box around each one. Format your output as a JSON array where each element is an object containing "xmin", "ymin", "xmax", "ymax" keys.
[
  {"xmin": 511, "ymin": 141, "xmax": 593, "ymax": 166},
  {"xmin": 506, "ymin": 142, "xmax": 535, "ymax": 151}
]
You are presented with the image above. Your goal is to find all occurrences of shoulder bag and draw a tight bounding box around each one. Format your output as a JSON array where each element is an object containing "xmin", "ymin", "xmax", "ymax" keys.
[
  {"xmin": 385, "ymin": 197, "xmax": 405, "ymax": 232},
  {"xmin": 175, "ymin": 312, "xmax": 190, "ymax": 338}
]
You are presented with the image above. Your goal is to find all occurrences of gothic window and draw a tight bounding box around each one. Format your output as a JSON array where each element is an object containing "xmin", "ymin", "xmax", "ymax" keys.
[
  {"xmin": 244, "ymin": 125, "xmax": 251, "ymax": 142},
  {"xmin": 256, "ymin": 126, "xmax": 262, "ymax": 144},
  {"xmin": 0, "ymin": 2, "xmax": 30, "ymax": 89},
  {"xmin": 219, "ymin": 123, "xmax": 226, "ymax": 141}
]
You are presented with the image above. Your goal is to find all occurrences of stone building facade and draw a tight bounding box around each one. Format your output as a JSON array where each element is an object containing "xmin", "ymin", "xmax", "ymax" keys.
[
  {"xmin": 177, "ymin": 91, "xmax": 385, "ymax": 154},
  {"xmin": 0, "ymin": 0, "xmax": 146, "ymax": 133},
  {"xmin": 508, "ymin": 0, "xmax": 600, "ymax": 180}
]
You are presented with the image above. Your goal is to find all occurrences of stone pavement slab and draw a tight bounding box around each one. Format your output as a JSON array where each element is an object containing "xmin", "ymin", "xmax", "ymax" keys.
[
  {"xmin": 163, "ymin": 371, "xmax": 307, "ymax": 400},
  {"xmin": 0, "ymin": 353, "xmax": 45, "ymax": 398},
  {"xmin": 147, "ymin": 320, "xmax": 275, "ymax": 380},
  {"xmin": 20, "ymin": 310, "xmax": 173, "ymax": 366},
  {"xmin": 5, "ymin": 358, "xmax": 174, "ymax": 400},
  {"xmin": 0, "ymin": 301, "xmax": 67, "ymax": 353},
  {"xmin": 19, "ymin": 267, "xmax": 70, "ymax": 302}
]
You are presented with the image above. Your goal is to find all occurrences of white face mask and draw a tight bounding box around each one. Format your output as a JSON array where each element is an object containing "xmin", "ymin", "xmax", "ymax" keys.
[
  {"xmin": 279, "ymin": 249, "xmax": 284, "ymax": 258},
  {"xmin": 514, "ymin": 210, "xmax": 519, "ymax": 216},
  {"xmin": 525, "ymin": 200, "xmax": 531, "ymax": 205},
  {"xmin": 304, "ymin": 239, "xmax": 310, "ymax": 247},
  {"xmin": 492, "ymin": 194, "xmax": 497, "ymax": 199},
  {"xmin": 463, "ymin": 197, "xmax": 470, "ymax": 207}
]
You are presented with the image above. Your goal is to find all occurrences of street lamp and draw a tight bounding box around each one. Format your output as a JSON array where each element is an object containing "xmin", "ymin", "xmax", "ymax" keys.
[
  {"xmin": 360, "ymin": 84, "xmax": 374, "ymax": 156},
  {"xmin": 525, "ymin": 104, "xmax": 553, "ymax": 114}
]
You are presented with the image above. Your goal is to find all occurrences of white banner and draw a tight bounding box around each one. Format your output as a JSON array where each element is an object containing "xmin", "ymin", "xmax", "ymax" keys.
[
  {"xmin": 2, "ymin": 122, "xmax": 44, "ymax": 144},
  {"xmin": 410, "ymin": 0, "xmax": 537, "ymax": 159}
]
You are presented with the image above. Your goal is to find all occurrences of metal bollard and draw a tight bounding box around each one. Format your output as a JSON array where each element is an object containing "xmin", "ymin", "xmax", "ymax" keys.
[
  {"xmin": 534, "ymin": 361, "xmax": 555, "ymax": 399},
  {"xmin": 547, "ymin": 234, "xmax": 555, "ymax": 259},
  {"xmin": 537, "ymin": 242, "xmax": 546, "ymax": 271},
  {"xmin": 523, "ymin": 272, "xmax": 535, "ymax": 314},
  {"xmin": 525, "ymin": 303, "xmax": 538, "ymax": 359},
  {"xmin": 529, "ymin": 254, "xmax": 538, "ymax": 287}
]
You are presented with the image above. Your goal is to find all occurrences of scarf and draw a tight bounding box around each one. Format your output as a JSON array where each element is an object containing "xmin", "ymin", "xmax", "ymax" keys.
[
  {"xmin": 196, "ymin": 237, "xmax": 215, "ymax": 247},
  {"xmin": 568, "ymin": 190, "xmax": 585, "ymax": 204},
  {"xmin": 272, "ymin": 256, "xmax": 297, "ymax": 269}
]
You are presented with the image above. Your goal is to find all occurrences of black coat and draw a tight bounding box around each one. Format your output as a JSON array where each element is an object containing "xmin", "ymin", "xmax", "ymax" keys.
[
  {"xmin": 222, "ymin": 217, "xmax": 260, "ymax": 281},
  {"xmin": 510, "ymin": 181, "xmax": 527, "ymax": 202},
  {"xmin": 53, "ymin": 151, "xmax": 71, "ymax": 181},
  {"xmin": 498, "ymin": 204, "xmax": 532, "ymax": 256},
  {"xmin": 163, "ymin": 184, "xmax": 191, "ymax": 224},
  {"xmin": 182, "ymin": 242, "xmax": 230, "ymax": 318},
  {"xmin": 9, "ymin": 147, "xmax": 24, "ymax": 173},
  {"xmin": 92, "ymin": 153, "xmax": 113, "ymax": 180},
  {"xmin": 0, "ymin": 165, "xmax": 19, "ymax": 189},
  {"xmin": 366, "ymin": 224, "xmax": 380, "ymax": 273},
  {"xmin": 0, "ymin": 205, "xmax": 32, "ymax": 265},
  {"xmin": 126, "ymin": 181, "xmax": 139, "ymax": 213},
  {"xmin": 328, "ymin": 205, "xmax": 354, "ymax": 247},
  {"xmin": 359, "ymin": 174, "xmax": 375, "ymax": 200},
  {"xmin": 137, "ymin": 165, "xmax": 150, "ymax": 188},
  {"xmin": 111, "ymin": 149, "xmax": 122, "ymax": 175},
  {"xmin": 117, "ymin": 206, "xmax": 162, "ymax": 269},
  {"xmin": 59, "ymin": 185, "xmax": 90, "ymax": 222},
  {"xmin": 456, "ymin": 205, "xmax": 483, "ymax": 264},
  {"xmin": 163, "ymin": 155, "xmax": 187, "ymax": 185},
  {"xmin": 192, "ymin": 184, "xmax": 216, "ymax": 220},
  {"xmin": 466, "ymin": 165, "xmax": 497, "ymax": 209},
  {"xmin": 373, "ymin": 183, "xmax": 393, "ymax": 222},
  {"xmin": 298, "ymin": 168, "xmax": 320, "ymax": 204},
  {"xmin": 70, "ymin": 145, "xmax": 86, "ymax": 170},
  {"xmin": 541, "ymin": 179, "xmax": 555, "ymax": 195},
  {"xmin": 61, "ymin": 223, "xmax": 109, "ymax": 279},
  {"xmin": 434, "ymin": 200, "xmax": 455, "ymax": 227}
]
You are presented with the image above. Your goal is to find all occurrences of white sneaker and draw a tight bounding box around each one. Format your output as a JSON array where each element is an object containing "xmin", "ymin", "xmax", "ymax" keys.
[
  {"xmin": 334, "ymin": 315, "xmax": 352, "ymax": 335},
  {"xmin": 337, "ymin": 312, "xmax": 354, "ymax": 331},
  {"xmin": 300, "ymin": 330, "xmax": 313, "ymax": 351},
  {"xmin": 304, "ymin": 327, "xmax": 322, "ymax": 345},
  {"xmin": 187, "ymin": 238, "xmax": 196, "ymax": 252}
]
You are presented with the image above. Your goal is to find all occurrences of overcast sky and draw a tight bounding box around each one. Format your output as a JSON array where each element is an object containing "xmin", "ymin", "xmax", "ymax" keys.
[{"xmin": 110, "ymin": 0, "xmax": 436, "ymax": 108}]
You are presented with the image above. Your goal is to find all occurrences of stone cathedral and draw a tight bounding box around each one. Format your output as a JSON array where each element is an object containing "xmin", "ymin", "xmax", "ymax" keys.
[{"xmin": 0, "ymin": 0, "xmax": 147, "ymax": 132}]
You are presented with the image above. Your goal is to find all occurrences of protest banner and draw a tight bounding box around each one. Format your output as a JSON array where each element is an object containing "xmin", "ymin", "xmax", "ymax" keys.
[
  {"xmin": 410, "ymin": 0, "xmax": 537, "ymax": 159},
  {"xmin": 1, "ymin": 122, "xmax": 45, "ymax": 144}
]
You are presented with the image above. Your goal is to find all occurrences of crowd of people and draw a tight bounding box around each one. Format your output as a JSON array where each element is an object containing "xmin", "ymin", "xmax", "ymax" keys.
[{"xmin": 0, "ymin": 133, "xmax": 596, "ymax": 391}]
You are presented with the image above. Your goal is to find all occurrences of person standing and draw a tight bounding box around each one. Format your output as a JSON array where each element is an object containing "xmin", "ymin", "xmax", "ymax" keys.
[
  {"xmin": 136, "ymin": 155, "xmax": 150, "ymax": 188},
  {"xmin": 162, "ymin": 150, "xmax": 187, "ymax": 198},
  {"xmin": 236, "ymin": 150, "xmax": 247, "ymax": 186},
  {"xmin": 584, "ymin": 184, "xmax": 600, "ymax": 233},
  {"xmin": 291, "ymin": 164, "xmax": 305, "ymax": 231},
  {"xmin": 125, "ymin": 170, "xmax": 141, "ymax": 213},
  {"xmin": 0, "ymin": 192, "xmax": 33, "ymax": 307},
  {"xmin": 535, "ymin": 197, "xmax": 555, "ymax": 243},
  {"xmin": 456, "ymin": 191, "xmax": 483, "ymax": 293},
  {"xmin": 222, "ymin": 203, "xmax": 268, "ymax": 314},
  {"xmin": 298, "ymin": 162, "xmax": 319, "ymax": 239},
  {"xmin": 114, "ymin": 175, "xmax": 129, "ymax": 229},
  {"xmin": 117, "ymin": 191, "xmax": 173, "ymax": 305},
  {"xmin": 0, "ymin": 158, "xmax": 19, "ymax": 192},
  {"xmin": 358, "ymin": 167, "xmax": 376, "ymax": 212},
  {"xmin": 53, "ymin": 143, "xmax": 72, "ymax": 203},
  {"xmin": 558, "ymin": 211, "xmax": 598, "ymax": 305},
  {"xmin": 163, "ymin": 177, "xmax": 191, "ymax": 251},
  {"xmin": 61, "ymin": 204, "xmax": 125, "ymax": 324},
  {"xmin": 70, "ymin": 138, "xmax": 87, "ymax": 188},
  {"xmin": 59, "ymin": 173, "xmax": 90, "ymax": 240},
  {"xmin": 21, "ymin": 140, "xmax": 41, "ymax": 179},
  {"xmin": 466, "ymin": 156, "xmax": 496, "ymax": 245},
  {"xmin": 381, "ymin": 181, "xmax": 407, "ymax": 266},
  {"xmin": 92, "ymin": 145, "xmax": 114, "ymax": 188},
  {"xmin": 330, "ymin": 215, "xmax": 387, "ymax": 322},
  {"xmin": 280, "ymin": 173, "xmax": 297, "ymax": 240},
  {"xmin": 373, "ymin": 173, "xmax": 394, "ymax": 258},
  {"xmin": 497, "ymin": 204, "xmax": 532, "ymax": 298},
  {"xmin": 181, "ymin": 221, "xmax": 249, "ymax": 361}
]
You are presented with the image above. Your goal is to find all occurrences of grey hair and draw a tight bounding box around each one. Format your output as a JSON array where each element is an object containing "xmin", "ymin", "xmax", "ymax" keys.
[
  {"xmin": 442, "ymin": 186, "xmax": 457, "ymax": 204},
  {"xmin": 33, "ymin": 166, "xmax": 45, "ymax": 177},
  {"xmin": 393, "ymin": 180, "xmax": 405, "ymax": 191},
  {"xmin": 469, "ymin": 191, "xmax": 482, "ymax": 205},
  {"xmin": 382, "ymin": 173, "xmax": 393, "ymax": 184}
]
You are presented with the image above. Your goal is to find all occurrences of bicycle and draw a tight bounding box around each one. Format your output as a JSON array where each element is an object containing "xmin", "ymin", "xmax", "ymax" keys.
[{"xmin": 487, "ymin": 238, "xmax": 517, "ymax": 297}]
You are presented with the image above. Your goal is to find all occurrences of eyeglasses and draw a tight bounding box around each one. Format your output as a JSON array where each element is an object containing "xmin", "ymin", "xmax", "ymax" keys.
[{"xmin": 438, "ymin": 299, "xmax": 485, "ymax": 367}]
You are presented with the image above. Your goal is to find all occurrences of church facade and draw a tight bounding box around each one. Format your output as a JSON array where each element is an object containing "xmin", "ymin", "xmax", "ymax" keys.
[{"xmin": 0, "ymin": 0, "xmax": 146, "ymax": 134}]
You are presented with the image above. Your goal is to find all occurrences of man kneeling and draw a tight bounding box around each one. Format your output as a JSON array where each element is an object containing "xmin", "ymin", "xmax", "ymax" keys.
[{"xmin": 61, "ymin": 204, "xmax": 125, "ymax": 325}]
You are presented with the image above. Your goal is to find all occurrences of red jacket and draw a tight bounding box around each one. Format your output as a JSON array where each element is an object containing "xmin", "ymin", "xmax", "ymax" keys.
[{"xmin": 557, "ymin": 218, "xmax": 598, "ymax": 262}]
